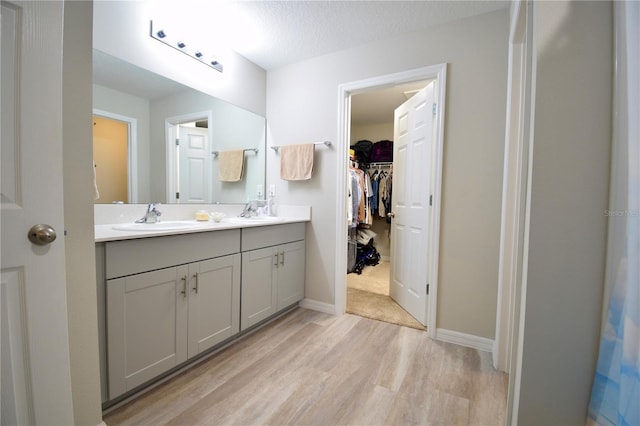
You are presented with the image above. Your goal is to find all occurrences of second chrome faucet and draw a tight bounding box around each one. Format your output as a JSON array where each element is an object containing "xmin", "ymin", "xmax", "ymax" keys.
[{"xmin": 136, "ymin": 203, "xmax": 162, "ymax": 223}]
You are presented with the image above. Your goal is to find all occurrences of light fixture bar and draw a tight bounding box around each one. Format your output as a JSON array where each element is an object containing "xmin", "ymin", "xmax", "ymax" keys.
[{"xmin": 149, "ymin": 20, "xmax": 223, "ymax": 73}]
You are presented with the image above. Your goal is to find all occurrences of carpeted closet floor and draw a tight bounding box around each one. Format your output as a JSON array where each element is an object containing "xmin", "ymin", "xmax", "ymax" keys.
[{"xmin": 346, "ymin": 260, "xmax": 425, "ymax": 330}]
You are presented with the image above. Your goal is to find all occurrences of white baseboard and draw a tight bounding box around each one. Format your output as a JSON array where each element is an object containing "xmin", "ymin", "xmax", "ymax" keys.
[
  {"xmin": 97, "ymin": 422, "xmax": 108, "ymax": 426},
  {"xmin": 299, "ymin": 298, "xmax": 337, "ymax": 315},
  {"xmin": 436, "ymin": 328, "xmax": 494, "ymax": 352}
]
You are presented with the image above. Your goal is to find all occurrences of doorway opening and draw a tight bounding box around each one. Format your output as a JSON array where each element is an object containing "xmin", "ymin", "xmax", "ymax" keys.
[
  {"xmin": 346, "ymin": 81, "xmax": 433, "ymax": 330},
  {"xmin": 92, "ymin": 109, "xmax": 138, "ymax": 203},
  {"xmin": 336, "ymin": 64, "xmax": 447, "ymax": 339}
]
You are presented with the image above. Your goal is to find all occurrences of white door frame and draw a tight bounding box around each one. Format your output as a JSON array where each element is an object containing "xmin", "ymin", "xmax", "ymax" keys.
[
  {"xmin": 335, "ymin": 64, "xmax": 447, "ymax": 338},
  {"xmin": 495, "ymin": 1, "xmax": 535, "ymax": 423},
  {"xmin": 93, "ymin": 109, "xmax": 139, "ymax": 203},
  {"xmin": 165, "ymin": 110, "xmax": 213, "ymax": 203}
]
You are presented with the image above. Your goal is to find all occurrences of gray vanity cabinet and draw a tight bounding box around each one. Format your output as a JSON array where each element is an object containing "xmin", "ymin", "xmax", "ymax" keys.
[
  {"xmin": 107, "ymin": 265, "xmax": 189, "ymax": 398},
  {"xmin": 275, "ymin": 241, "xmax": 306, "ymax": 310},
  {"xmin": 241, "ymin": 223, "xmax": 306, "ymax": 330},
  {"xmin": 104, "ymin": 230, "xmax": 240, "ymax": 400},
  {"xmin": 99, "ymin": 223, "xmax": 306, "ymax": 403},
  {"xmin": 240, "ymin": 246, "xmax": 278, "ymax": 329},
  {"xmin": 186, "ymin": 254, "xmax": 240, "ymax": 358}
]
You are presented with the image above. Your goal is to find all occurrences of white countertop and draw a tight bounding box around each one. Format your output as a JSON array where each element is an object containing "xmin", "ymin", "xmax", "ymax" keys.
[
  {"xmin": 95, "ymin": 216, "xmax": 309, "ymax": 242},
  {"xmin": 94, "ymin": 204, "xmax": 311, "ymax": 243}
]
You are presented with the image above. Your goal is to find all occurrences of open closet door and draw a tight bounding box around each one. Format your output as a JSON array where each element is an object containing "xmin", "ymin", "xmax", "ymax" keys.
[{"xmin": 388, "ymin": 82, "xmax": 435, "ymax": 326}]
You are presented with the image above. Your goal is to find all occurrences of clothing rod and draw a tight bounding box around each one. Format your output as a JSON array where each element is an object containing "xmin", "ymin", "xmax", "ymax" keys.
[
  {"xmin": 270, "ymin": 141, "xmax": 332, "ymax": 153},
  {"xmin": 212, "ymin": 148, "xmax": 258, "ymax": 158},
  {"xmin": 366, "ymin": 161, "xmax": 393, "ymax": 168}
]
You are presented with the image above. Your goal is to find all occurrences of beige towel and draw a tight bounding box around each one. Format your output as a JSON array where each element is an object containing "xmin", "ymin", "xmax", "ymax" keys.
[
  {"xmin": 280, "ymin": 143, "xmax": 315, "ymax": 181},
  {"xmin": 219, "ymin": 150, "xmax": 245, "ymax": 182}
]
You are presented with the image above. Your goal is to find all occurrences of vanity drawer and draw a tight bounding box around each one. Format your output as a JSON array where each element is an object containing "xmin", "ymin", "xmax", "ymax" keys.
[
  {"xmin": 106, "ymin": 229, "xmax": 240, "ymax": 279},
  {"xmin": 241, "ymin": 222, "xmax": 306, "ymax": 251}
]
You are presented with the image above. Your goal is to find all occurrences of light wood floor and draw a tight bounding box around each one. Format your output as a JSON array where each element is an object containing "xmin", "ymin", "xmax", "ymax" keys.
[{"xmin": 104, "ymin": 308, "xmax": 508, "ymax": 426}]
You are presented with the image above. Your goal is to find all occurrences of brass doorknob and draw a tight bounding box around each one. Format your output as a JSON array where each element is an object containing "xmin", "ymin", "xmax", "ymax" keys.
[{"xmin": 28, "ymin": 224, "xmax": 57, "ymax": 246}]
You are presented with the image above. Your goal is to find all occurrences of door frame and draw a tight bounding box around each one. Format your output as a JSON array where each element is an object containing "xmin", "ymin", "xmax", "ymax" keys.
[
  {"xmin": 335, "ymin": 63, "xmax": 447, "ymax": 338},
  {"xmin": 93, "ymin": 109, "xmax": 138, "ymax": 203},
  {"xmin": 165, "ymin": 110, "xmax": 213, "ymax": 203},
  {"xmin": 498, "ymin": 1, "xmax": 535, "ymax": 423}
]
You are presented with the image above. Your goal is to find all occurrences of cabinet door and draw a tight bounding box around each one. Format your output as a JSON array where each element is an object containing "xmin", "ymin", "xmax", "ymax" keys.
[
  {"xmin": 241, "ymin": 246, "xmax": 277, "ymax": 330},
  {"xmin": 187, "ymin": 254, "xmax": 240, "ymax": 358},
  {"xmin": 277, "ymin": 240, "xmax": 306, "ymax": 310},
  {"xmin": 107, "ymin": 265, "xmax": 188, "ymax": 399}
]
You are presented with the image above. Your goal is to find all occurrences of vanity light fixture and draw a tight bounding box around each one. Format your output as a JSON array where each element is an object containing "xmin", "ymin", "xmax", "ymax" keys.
[{"xmin": 150, "ymin": 20, "xmax": 223, "ymax": 73}]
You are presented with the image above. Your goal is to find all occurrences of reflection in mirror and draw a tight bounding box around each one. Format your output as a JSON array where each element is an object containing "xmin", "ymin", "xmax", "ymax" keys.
[{"xmin": 92, "ymin": 49, "xmax": 266, "ymax": 204}]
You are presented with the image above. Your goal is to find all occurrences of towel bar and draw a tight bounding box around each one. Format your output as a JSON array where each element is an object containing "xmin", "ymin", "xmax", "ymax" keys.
[
  {"xmin": 271, "ymin": 141, "xmax": 331, "ymax": 153},
  {"xmin": 212, "ymin": 148, "xmax": 258, "ymax": 158}
]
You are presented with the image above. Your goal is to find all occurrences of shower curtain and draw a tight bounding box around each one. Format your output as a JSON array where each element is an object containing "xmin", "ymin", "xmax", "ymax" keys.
[{"xmin": 588, "ymin": 2, "xmax": 639, "ymax": 425}]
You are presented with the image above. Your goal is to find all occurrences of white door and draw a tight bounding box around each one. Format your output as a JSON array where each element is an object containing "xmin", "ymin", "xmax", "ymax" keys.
[
  {"xmin": 178, "ymin": 125, "xmax": 210, "ymax": 203},
  {"xmin": 1, "ymin": 1, "xmax": 74, "ymax": 424},
  {"xmin": 389, "ymin": 82, "xmax": 435, "ymax": 326}
]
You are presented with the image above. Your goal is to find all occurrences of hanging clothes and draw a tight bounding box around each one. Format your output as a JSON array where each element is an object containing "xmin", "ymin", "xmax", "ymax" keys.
[{"xmin": 347, "ymin": 166, "xmax": 361, "ymax": 228}]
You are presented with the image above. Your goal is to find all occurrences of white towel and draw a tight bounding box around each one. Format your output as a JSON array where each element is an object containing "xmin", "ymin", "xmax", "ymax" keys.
[
  {"xmin": 219, "ymin": 150, "xmax": 245, "ymax": 182},
  {"xmin": 280, "ymin": 143, "xmax": 314, "ymax": 181}
]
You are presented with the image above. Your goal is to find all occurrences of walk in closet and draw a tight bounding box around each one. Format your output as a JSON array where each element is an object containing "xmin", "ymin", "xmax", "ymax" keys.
[{"xmin": 345, "ymin": 81, "xmax": 432, "ymax": 330}]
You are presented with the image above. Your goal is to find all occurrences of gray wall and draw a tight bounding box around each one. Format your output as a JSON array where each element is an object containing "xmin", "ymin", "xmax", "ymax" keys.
[
  {"xmin": 266, "ymin": 9, "xmax": 509, "ymax": 339},
  {"xmin": 516, "ymin": 1, "xmax": 612, "ymax": 424}
]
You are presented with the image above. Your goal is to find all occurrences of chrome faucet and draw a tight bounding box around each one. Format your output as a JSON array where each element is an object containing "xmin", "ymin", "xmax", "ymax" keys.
[
  {"xmin": 136, "ymin": 203, "xmax": 162, "ymax": 223},
  {"xmin": 239, "ymin": 201, "xmax": 256, "ymax": 218}
]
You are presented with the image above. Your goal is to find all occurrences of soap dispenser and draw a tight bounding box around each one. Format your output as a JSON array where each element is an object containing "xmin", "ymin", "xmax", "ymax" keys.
[{"xmin": 267, "ymin": 184, "xmax": 277, "ymax": 216}]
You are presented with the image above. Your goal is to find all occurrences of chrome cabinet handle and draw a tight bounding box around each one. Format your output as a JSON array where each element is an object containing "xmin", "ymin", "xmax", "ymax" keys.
[
  {"xmin": 274, "ymin": 254, "xmax": 279, "ymax": 268},
  {"xmin": 180, "ymin": 275, "xmax": 187, "ymax": 298},
  {"xmin": 279, "ymin": 251, "xmax": 284, "ymax": 266},
  {"xmin": 193, "ymin": 272, "xmax": 199, "ymax": 293}
]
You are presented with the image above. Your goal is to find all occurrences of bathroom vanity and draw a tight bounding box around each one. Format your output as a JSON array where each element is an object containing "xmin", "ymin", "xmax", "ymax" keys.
[{"xmin": 95, "ymin": 206, "xmax": 309, "ymax": 406}]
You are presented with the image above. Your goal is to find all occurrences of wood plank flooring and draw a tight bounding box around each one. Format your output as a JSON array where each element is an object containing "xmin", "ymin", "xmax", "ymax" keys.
[{"xmin": 104, "ymin": 308, "xmax": 508, "ymax": 426}]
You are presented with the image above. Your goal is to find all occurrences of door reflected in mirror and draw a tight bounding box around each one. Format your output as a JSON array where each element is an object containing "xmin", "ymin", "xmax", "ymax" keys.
[{"xmin": 92, "ymin": 49, "xmax": 266, "ymax": 204}]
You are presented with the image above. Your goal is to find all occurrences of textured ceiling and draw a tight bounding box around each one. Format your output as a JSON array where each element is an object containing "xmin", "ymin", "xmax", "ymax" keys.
[
  {"xmin": 161, "ymin": 0, "xmax": 510, "ymax": 71},
  {"xmin": 96, "ymin": 1, "xmax": 510, "ymax": 125}
]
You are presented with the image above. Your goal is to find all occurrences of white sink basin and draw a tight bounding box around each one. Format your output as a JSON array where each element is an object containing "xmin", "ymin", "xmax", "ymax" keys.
[
  {"xmin": 112, "ymin": 221, "xmax": 201, "ymax": 232},
  {"xmin": 225, "ymin": 216, "xmax": 285, "ymax": 225}
]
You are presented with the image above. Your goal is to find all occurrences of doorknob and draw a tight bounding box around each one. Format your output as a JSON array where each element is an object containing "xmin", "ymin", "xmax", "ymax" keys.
[
  {"xmin": 387, "ymin": 212, "xmax": 396, "ymax": 218},
  {"xmin": 28, "ymin": 224, "xmax": 57, "ymax": 246}
]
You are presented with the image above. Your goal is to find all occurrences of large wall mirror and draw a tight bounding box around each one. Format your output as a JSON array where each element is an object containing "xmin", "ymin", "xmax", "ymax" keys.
[{"xmin": 92, "ymin": 49, "xmax": 266, "ymax": 204}]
